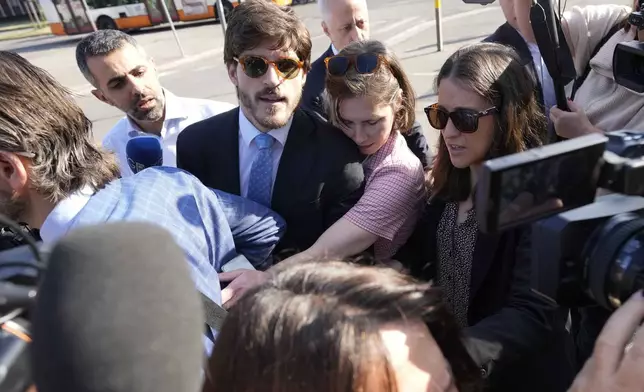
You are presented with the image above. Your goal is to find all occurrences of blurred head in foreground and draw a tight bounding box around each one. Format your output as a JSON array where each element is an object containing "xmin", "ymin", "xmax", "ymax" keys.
[{"xmin": 204, "ymin": 259, "xmax": 482, "ymax": 392}]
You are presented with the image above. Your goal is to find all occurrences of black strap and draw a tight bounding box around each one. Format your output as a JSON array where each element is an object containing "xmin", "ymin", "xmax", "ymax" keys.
[
  {"xmin": 570, "ymin": 23, "xmax": 622, "ymax": 100},
  {"xmin": 199, "ymin": 292, "xmax": 227, "ymax": 342}
]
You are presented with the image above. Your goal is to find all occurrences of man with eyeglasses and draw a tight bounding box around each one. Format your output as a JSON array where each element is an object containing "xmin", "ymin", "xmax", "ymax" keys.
[
  {"xmin": 177, "ymin": 0, "xmax": 365, "ymax": 306},
  {"xmin": 301, "ymin": 0, "xmax": 434, "ymax": 170}
]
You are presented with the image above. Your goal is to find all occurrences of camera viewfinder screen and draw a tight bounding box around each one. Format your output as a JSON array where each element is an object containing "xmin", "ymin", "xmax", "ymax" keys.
[{"xmin": 495, "ymin": 147, "xmax": 603, "ymax": 230}]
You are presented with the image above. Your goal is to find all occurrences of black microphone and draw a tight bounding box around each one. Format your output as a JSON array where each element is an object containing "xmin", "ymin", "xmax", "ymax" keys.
[
  {"xmin": 0, "ymin": 282, "xmax": 36, "ymax": 312},
  {"xmin": 530, "ymin": 0, "xmax": 569, "ymax": 111},
  {"xmin": 125, "ymin": 136, "xmax": 163, "ymax": 174},
  {"xmin": 32, "ymin": 222, "xmax": 205, "ymax": 392}
]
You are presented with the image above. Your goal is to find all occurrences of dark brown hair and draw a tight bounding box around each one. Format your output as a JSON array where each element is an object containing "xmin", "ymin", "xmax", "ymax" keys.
[
  {"xmin": 431, "ymin": 42, "xmax": 546, "ymax": 202},
  {"xmin": 204, "ymin": 259, "xmax": 482, "ymax": 392},
  {"xmin": 0, "ymin": 51, "xmax": 119, "ymax": 203},
  {"xmin": 325, "ymin": 40, "xmax": 416, "ymax": 134},
  {"xmin": 223, "ymin": 0, "xmax": 312, "ymax": 72}
]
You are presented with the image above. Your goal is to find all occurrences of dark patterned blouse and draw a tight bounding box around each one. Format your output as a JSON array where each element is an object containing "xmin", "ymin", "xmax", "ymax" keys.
[{"xmin": 436, "ymin": 201, "xmax": 478, "ymax": 328}]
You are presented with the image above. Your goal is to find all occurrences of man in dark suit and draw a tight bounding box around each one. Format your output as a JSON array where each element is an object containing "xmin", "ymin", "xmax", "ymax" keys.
[
  {"xmin": 484, "ymin": 0, "xmax": 557, "ymax": 115},
  {"xmin": 301, "ymin": 0, "xmax": 434, "ymax": 170},
  {"xmin": 177, "ymin": 0, "xmax": 365, "ymax": 302}
]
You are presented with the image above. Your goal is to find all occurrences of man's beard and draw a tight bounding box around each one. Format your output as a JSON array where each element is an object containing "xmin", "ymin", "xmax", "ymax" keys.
[
  {"xmin": 238, "ymin": 87, "xmax": 300, "ymax": 130},
  {"xmin": 0, "ymin": 191, "xmax": 28, "ymax": 223},
  {"xmin": 127, "ymin": 92, "xmax": 165, "ymax": 123}
]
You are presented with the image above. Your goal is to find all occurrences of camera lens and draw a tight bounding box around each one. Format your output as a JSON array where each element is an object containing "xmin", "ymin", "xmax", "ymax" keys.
[
  {"xmin": 606, "ymin": 231, "xmax": 644, "ymax": 303},
  {"xmin": 586, "ymin": 214, "xmax": 644, "ymax": 309}
]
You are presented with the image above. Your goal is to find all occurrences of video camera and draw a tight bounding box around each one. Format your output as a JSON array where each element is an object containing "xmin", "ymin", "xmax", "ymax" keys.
[
  {"xmin": 0, "ymin": 221, "xmax": 43, "ymax": 392},
  {"xmin": 476, "ymin": 130, "xmax": 644, "ymax": 311},
  {"xmin": 614, "ymin": 0, "xmax": 644, "ymax": 92},
  {"xmin": 464, "ymin": 0, "xmax": 644, "ymax": 95}
]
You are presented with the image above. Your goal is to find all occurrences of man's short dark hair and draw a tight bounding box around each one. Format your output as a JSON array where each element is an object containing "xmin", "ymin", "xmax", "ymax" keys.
[
  {"xmin": 75, "ymin": 30, "xmax": 143, "ymax": 87},
  {"xmin": 224, "ymin": 0, "xmax": 312, "ymax": 72}
]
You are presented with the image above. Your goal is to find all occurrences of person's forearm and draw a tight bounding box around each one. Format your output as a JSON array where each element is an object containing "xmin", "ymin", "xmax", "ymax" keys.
[
  {"xmin": 213, "ymin": 189, "xmax": 286, "ymax": 266},
  {"xmin": 285, "ymin": 218, "xmax": 378, "ymax": 263}
]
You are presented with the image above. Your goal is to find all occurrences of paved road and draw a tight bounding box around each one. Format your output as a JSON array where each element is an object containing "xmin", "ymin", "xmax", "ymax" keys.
[{"xmin": 0, "ymin": 0, "xmax": 606, "ymax": 147}]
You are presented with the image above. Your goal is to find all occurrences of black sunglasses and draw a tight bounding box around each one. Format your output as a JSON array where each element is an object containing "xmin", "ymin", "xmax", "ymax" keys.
[
  {"xmin": 424, "ymin": 104, "xmax": 498, "ymax": 133},
  {"xmin": 235, "ymin": 56, "xmax": 303, "ymax": 79},
  {"xmin": 324, "ymin": 53, "xmax": 386, "ymax": 76}
]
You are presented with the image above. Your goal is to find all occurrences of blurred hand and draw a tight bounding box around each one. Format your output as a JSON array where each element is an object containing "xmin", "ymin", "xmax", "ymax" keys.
[
  {"xmin": 550, "ymin": 100, "xmax": 600, "ymax": 139},
  {"xmin": 499, "ymin": 192, "xmax": 563, "ymax": 224},
  {"xmin": 378, "ymin": 259, "xmax": 408, "ymax": 273},
  {"xmin": 568, "ymin": 291, "xmax": 644, "ymax": 392},
  {"xmin": 219, "ymin": 269, "xmax": 269, "ymax": 309}
]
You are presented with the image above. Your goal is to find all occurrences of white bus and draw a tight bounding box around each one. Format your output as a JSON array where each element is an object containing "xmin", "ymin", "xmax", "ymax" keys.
[{"xmin": 38, "ymin": 0, "xmax": 292, "ymax": 35}]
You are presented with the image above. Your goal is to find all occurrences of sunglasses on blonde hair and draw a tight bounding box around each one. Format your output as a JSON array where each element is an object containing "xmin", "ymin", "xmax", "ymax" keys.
[{"xmin": 324, "ymin": 53, "xmax": 388, "ymax": 76}]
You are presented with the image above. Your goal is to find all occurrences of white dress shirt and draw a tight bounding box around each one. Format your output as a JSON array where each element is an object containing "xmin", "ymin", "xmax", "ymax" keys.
[
  {"xmin": 40, "ymin": 186, "xmax": 94, "ymax": 243},
  {"xmin": 102, "ymin": 90, "xmax": 235, "ymax": 177},
  {"xmin": 518, "ymin": 32, "xmax": 557, "ymax": 115},
  {"xmin": 238, "ymin": 109, "xmax": 292, "ymax": 197}
]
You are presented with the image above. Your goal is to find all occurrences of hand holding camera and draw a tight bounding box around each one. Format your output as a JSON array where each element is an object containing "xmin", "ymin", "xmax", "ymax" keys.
[{"xmin": 568, "ymin": 291, "xmax": 644, "ymax": 392}]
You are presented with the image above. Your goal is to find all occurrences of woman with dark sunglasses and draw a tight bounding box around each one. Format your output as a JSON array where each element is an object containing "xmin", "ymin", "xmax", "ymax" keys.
[
  {"xmin": 398, "ymin": 43, "xmax": 575, "ymax": 392},
  {"xmin": 284, "ymin": 40, "xmax": 425, "ymax": 264}
]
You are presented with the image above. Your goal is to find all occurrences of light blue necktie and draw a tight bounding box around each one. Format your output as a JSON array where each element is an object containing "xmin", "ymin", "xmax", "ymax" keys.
[{"xmin": 247, "ymin": 133, "xmax": 275, "ymax": 207}]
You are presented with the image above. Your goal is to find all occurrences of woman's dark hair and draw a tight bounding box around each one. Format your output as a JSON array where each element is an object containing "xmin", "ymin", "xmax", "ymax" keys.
[
  {"xmin": 431, "ymin": 42, "xmax": 547, "ymax": 202},
  {"xmin": 204, "ymin": 260, "xmax": 482, "ymax": 392}
]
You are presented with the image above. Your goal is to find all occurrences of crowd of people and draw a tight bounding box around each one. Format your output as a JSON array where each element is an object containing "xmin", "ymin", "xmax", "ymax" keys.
[{"xmin": 0, "ymin": 0, "xmax": 642, "ymax": 391}]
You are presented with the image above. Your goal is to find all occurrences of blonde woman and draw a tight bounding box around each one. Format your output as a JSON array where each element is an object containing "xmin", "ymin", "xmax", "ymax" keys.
[{"xmin": 288, "ymin": 40, "xmax": 425, "ymax": 263}]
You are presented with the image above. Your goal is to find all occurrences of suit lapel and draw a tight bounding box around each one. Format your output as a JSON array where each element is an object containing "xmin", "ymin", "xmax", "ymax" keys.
[
  {"xmin": 499, "ymin": 23, "xmax": 532, "ymax": 65},
  {"xmin": 272, "ymin": 109, "xmax": 316, "ymax": 210},
  {"xmin": 418, "ymin": 201, "xmax": 444, "ymax": 281},
  {"xmin": 469, "ymin": 231, "xmax": 501, "ymax": 301},
  {"xmin": 499, "ymin": 23, "xmax": 545, "ymax": 107},
  {"xmin": 311, "ymin": 46, "xmax": 335, "ymax": 114},
  {"xmin": 212, "ymin": 108, "xmax": 242, "ymax": 195}
]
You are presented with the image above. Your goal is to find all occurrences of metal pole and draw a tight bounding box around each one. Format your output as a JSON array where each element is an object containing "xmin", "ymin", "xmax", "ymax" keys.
[
  {"xmin": 23, "ymin": 1, "xmax": 37, "ymax": 28},
  {"xmin": 215, "ymin": 0, "xmax": 227, "ymax": 33},
  {"xmin": 27, "ymin": 1, "xmax": 42, "ymax": 28},
  {"xmin": 16, "ymin": 0, "xmax": 26, "ymax": 15},
  {"xmin": 158, "ymin": 0, "xmax": 186, "ymax": 57},
  {"xmin": 435, "ymin": 0, "xmax": 443, "ymax": 52},
  {"xmin": 79, "ymin": 0, "xmax": 98, "ymax": 31}
]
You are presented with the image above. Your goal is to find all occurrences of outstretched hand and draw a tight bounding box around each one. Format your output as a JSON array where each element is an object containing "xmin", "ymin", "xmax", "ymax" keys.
[
  {"xmin": 219, "ymin": 269, "xmax": 269, "ymax": 309},
  {"xmin": 568, "ymin": 291, "xmax": 644, "ymax": 392},
  {"xmin": 550, "ymin": 100, "xmax": 601, "ymax": 139}
]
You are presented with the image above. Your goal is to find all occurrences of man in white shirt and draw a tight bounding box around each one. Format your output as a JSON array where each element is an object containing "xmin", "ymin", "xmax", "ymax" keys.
[
  {"xmin": 0, "ymin": 51, "xmax": 286, "ymax": 349},
  {"xmin": 75, "ymin": 30, "xmax": 234, "ymax": 176}
]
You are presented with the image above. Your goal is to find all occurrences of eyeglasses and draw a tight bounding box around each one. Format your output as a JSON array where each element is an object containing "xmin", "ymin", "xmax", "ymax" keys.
[
  {"xmin": 424, "ymin": 104, "xmax": 498, "ymax": 133},
  {"xmin": 235, "ymin": 56, "xmax": 303, "ymax": 80},
  {"xmin": 324, "ymin": 53, "xmax": 386, "ymax": 76}
]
